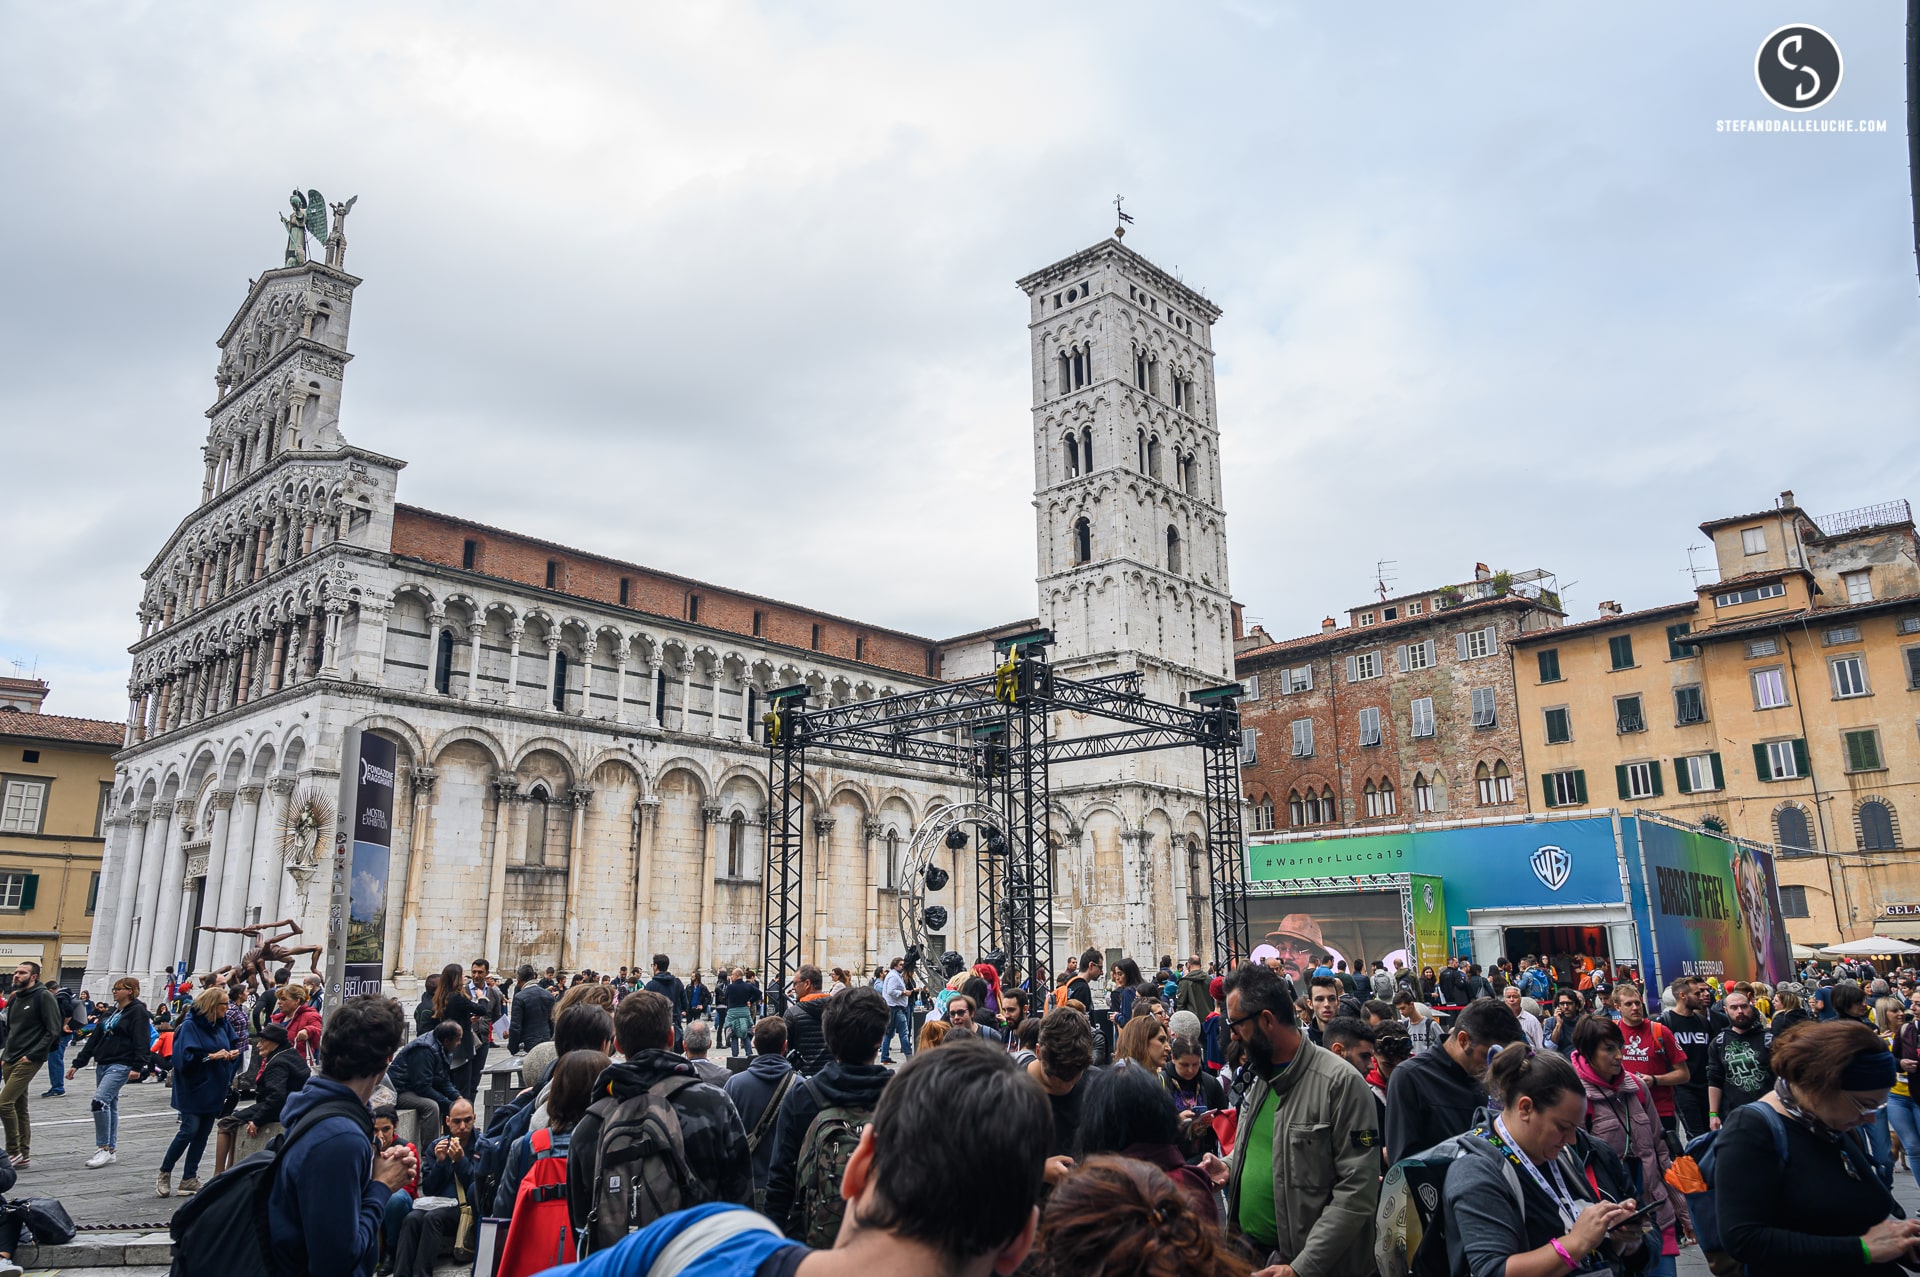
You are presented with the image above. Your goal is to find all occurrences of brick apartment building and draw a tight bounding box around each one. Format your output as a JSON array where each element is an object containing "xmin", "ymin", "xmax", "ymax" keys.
[{"xmin": 1235, "ymin": 566, "xmax": 1563, "ymax": 834}]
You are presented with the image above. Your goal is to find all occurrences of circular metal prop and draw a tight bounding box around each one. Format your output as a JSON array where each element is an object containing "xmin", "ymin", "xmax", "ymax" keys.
[{"xmin": 897, "ymin": 801, "xmax": 1005, "ymax": 968}]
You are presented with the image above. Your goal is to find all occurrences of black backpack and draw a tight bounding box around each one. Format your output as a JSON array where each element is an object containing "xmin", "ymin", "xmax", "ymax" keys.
[
  {"xmin": 54, "ymin": 986, "xmax": 76, "ymax": 1032},
  {"xmin": 581, "ymin": 1077, "xmax": 704, "ymax": 1254},
  {"xmin": 168, "ymin": 1097, "xmax": 369, "ymax": 1277}
]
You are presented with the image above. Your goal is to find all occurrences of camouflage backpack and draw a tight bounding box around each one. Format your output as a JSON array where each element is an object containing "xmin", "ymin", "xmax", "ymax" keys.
[
  {"xmin": 582, "ymin": 1076, "xmax": 703, "ymax": 1255},
  {"xmin": 795, "ymin": 1096, "xmax": 874, "ymax": 1249}
]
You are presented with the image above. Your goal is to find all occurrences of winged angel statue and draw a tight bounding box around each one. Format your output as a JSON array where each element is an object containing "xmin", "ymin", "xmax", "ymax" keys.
[{"xmin": 279, "ymin": 189, "xmax": 330, "ymax": 267}]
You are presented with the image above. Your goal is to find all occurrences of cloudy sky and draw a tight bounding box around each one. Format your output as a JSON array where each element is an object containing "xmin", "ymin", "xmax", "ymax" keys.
[{"xmin": 2, "ymin": 4, "xmax": 1914, "ymax": 722}]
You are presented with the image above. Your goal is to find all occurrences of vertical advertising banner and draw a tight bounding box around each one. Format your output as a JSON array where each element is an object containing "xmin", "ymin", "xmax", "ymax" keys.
[
  {"xmin": 1638, "ymin": 821, "xmax": 1792, "ymax": 989},
  {"xmin": 327, "ymin": 728, "xmax": 397, "ymax": 1015},
  {"xmin": 1410, "ymin": 874, "xmax": 1448, "ymax": 974}
]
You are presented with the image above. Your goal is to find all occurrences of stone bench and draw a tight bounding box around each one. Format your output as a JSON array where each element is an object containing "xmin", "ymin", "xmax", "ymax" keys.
[{"xmin": 233, "ymin": 1118, "xmax": 284, "ymax": 1159}]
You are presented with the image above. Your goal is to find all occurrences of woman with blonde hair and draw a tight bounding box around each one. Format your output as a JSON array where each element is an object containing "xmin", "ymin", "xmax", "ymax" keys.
[{"xmin": 156, "ymin": 985, "xmax": 242, "ymax": 1197}]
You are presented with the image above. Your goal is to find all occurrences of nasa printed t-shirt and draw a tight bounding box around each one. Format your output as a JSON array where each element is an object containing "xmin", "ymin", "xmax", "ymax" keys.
[{"xmin": 1618, "ymin": 1018, "xmax": 1683, "ymax": 1117}]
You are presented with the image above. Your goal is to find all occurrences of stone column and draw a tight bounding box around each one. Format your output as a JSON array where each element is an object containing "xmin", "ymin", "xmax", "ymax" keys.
[
  {"xmin": 126, "ymin": 694, "xmax": 142, "ymax": 748},
  {"xmin": 396, "ymin": 768, "xmax": 437, "ymax": 976},
  {"xmin": 697, "ymin": 799, "xmax": 724, "ymax": 973},
  {"xmin": 861, "ymin": 818, "xmax": 883, "ymax": 970},
  {"xmin": 252, "ymin": 525, "xmax": 269, "ymax": 580},
  {"xmin": 482, "ymin": 775, "xmax": 520, "ymax": 963},
  {"xmin": 201, "ymin": 448, "xmax": 218, "ymax": 504},
  {"xmin": 144, "ymin": 804, "xmax": 192, "ymax": 981},
  {"xmin": 199, "ymin": 789, "xmax": 237, "ymax": 957},
  {"xmin": 243, "ymin": 779, "xmax": 293, "ymax": 936},
  {"xmin": 678, "ymin": 659, "xmax": 694, "ymax": 733},
  {"xmin": 612, "ymin": 645, "xmax": 630, "ymax": 724},
  {"xmin": 811, "ymin": 815, "xmax": 836, "ymax": 967},
  {"xmin": 321, "ymin": 606, "xmax": 344, "ymax": 674},
  {"xmin": 85, "ymin": 813, "xmax": 129, "ymax": 990},
  {"xmin": 269, "ymin": 627, "xmax": 288, "ymax": 693},
  {"xmin": 213, "ymin": 783, "xmax": 265, "ymax": 968},
  {"xmin": 544, "ymin": 637, "xmax": 561, "ymax": 713},
  {"xmin": 300, "ymin": 517, "xmax": 315, "ymax": 557},
  {"xmin": 463, "ymin": 622, "xmax": 484, "ymax": 701},
  {"xmin": 630, "ymin": 797, "xmax": 660, "ymax": 961},
  {"xmin": 577, "ymin": 636, "xmax": 597, "ymax": 717},
  {"xmin": 503, "ymin": 624, "xmax": 523, "ymax": 707},
  {"xmin": 235, "ymin": 643, "xmax": 254, "ymax": 707},
  {"xmin": 647, "ymin": 660, "xmax": 664, "ymax": 726},
  {"xmin": 110, "ymin": 807, "xmax": 153, "ymax": 976},
  {"xmin": 560, "ymin": 785, "xmax": 595, "ymax": 969}
]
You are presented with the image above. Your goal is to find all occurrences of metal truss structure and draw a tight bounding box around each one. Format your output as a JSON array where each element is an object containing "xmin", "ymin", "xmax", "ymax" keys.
[{"xmin": 761, "ymin": 632, "xmax": 1250, "ymax": 1000}]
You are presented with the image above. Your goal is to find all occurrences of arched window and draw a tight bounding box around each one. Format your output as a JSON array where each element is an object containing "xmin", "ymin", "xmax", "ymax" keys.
[
  {"xmin": 1147, "ymin": 434, "xmax": 1162, "ymax": 479},
  {"xmin": 1322, "ymin": 786, "xmax": 1337, "ymax": 823},
  {"xmin": 433, "ymin": 629, "xmax": 454, "ymax": 695},
  {"xmin": 1254, "ymin": 794, "xmax": 1275, "ymax": 832},
  {"xmin": 1071, "ymin": 346, "xmax": 1087, "ymax": 388},
  {"xmin": 1135, "ymin": 347, "xmax": 1149, "ymax": 391},
  {"xmin": 1860, "ymin": 800, "xmax": 1898, "ymax": 851},
  {"xmin": 1493, "ymin": 761, "xmax": 1513, "ymax": 804},
  {"xmin": 884, "ymin": 829, "xmax": 899, "ymax": 889},
  {"xmin": 1137, "ymin": 429, "xmax": 1148, "ymax": 472},
  {"xmin": 551, "ymin": 650, "xmax": 569, "ymax": 711},
  {"xmin": 525, "ymin": 785, "xmax": 550, "ymax": 866},
  {"xmin": 727, "ymin": 812, "xmax": 745, "ymax": 877},
  {"xmin": 1166, "ymin": 525, "xmax": 1181, "ymax": 574},
  {"xmin": 1081, "ymin": 426, "xmax": 1093, "ymax": 470},
  {"xmin": 1775, "ymin": 804, "xmax": 1813, "ymax": 851},
  {"xmin": 1064, "ymin": 433, "xmax": 1080, "ymax": 478},
  {"xmin": 1414, "ymin": 773, "xmax": 1435, "ymax": 814},
  {"xmin": 1475, "ymin": 762, "xmax": 1493, "ymax": 805},
  {"xmin": 1701, "ymin": 815, "xmax": 1728, "ymax": 834},
  {"xmin": 1379, "ymin": 781, "xmax": 1396, "ymax": 816},
  {"xmin": 1289, "ymin": 790, "xmax": 1304, "ymax": 827},
  {"xmin": 1058, "ymin": 352, "xmax": 1072, "ymax": 396},
  {"xmin": 1364, "ymin": 780, "xmax": 1380, "ymax": 818},
  {"xmin": 1073, "ymin": 517, "xmax": 1092, "ymax": 565}
]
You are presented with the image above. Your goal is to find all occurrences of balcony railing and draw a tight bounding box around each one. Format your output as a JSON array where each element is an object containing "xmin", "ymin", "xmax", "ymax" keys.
[{"xmin": 1812, "ymin": 500, "xmax": 1912, "ymax": 538}]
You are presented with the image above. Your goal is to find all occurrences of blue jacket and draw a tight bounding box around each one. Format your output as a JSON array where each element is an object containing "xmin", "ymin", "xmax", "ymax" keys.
[
  {"xmin": 722, "ymin": 1052, "xmax": 795, "ymax": 1191},
  {"xmin": 386, "ymin": 1032, "xmax": 459, "ymax": 1113},
  {"xmin": 267, "ymin": 1077, "xmax": 390, "ymax": 1277},
  {"xmin": 169, "ymin": 1010, "xmax": 239, "ymax": 1115},
  {"xmin": 421, "ymin": 1131, "xmax": 481, "ymax": 1202}
]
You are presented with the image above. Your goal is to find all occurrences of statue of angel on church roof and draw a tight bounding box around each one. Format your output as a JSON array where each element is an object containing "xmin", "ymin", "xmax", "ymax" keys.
[{"xmin": 279, "ymin": 189, "xmax": 330, "ymax": 267}]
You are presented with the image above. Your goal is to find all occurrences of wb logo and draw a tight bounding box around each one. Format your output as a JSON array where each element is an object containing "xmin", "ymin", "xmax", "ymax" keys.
[
  {"xmin": 1756, "ymin": 25, "xmax": 1841, "ymax": 112},
  {"xmin": 1530, "ymin": 845, "xmax": 1572, "ymax": 892}
]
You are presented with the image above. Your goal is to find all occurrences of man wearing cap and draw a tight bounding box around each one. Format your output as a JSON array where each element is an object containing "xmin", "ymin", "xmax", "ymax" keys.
[
  {"xmin": 211, "ymin": 1022, "xmax": 311, "ymax": 1175},
  {"xmin": 1175, "ymin": 955, "xmax": 1213, "ymax": 1023}
]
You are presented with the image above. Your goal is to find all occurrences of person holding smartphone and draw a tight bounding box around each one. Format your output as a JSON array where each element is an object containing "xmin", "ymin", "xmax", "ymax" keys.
[{"xmin": 1442, "ymin": 1043, "xmax": 1649, "ymax": 1277}]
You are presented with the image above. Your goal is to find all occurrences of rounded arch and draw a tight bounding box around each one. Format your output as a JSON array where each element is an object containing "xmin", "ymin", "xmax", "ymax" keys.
[
  {"xmin": 346, "ymin": 714, "xmax": 428, "ymax": 763},
  {"xmin": 654, "ymin": 758, "xmax": 716, "ymax": 803},
  {"xmin": 1773, "ymin": 801, "xmax": 1815, "ymax": 852},
  {"xmin": 510, "ymin": 735, "xmax": 583, "ymax": 776},
  {"xmin": 426, "ymin": 724, "xmax": 510, "ymax": 771},
  {"xmin": 1856, "ymin": 798, "xmax": 1900, "ymax": 852}
]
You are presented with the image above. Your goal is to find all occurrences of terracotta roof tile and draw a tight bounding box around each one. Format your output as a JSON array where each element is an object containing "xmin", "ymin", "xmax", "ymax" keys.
[
  {"xmin": 1505, "ymin": 601, "xmax": 1697, "ymax": 645},
  {"xmin": 0, "ymin": 710, "xmax": 123, "ymax": 748},
  {"xmin": 1699, "ymin": 567, "xmax": 1809, "ymax": 593},
  {"xmin": 1235, "ymin": 595, "xmax": 1543, "ymax": 664},
  {"xmin": 1694, "ymin": 590, "xmax": 1920, "ymax": 640}
]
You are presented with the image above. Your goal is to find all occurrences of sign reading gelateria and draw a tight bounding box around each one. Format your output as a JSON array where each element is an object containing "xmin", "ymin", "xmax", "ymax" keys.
[{"xmin": 1883, "ymin": 903, "xmax": 1920, "ymax": 918}]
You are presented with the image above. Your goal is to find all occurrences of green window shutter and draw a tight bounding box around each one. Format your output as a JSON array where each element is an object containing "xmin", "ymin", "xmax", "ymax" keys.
[
  {"xmin": 1543, "ymin": 779, "xmax": 1559, "ymax": 809},
  {"xmin": 1710, "ymin": 752, "xmax": 1725, "ymax": 789},
  {"xmin": 1573, "ymin": 770, "xmax": 1588, "ymax": 805},
  {"xmin": 86, "ymin": 871, "xmax": 100, "ymax": 915},
  {"xmin": 1649, "ymin": 760, "xmax": 1664, "ymax": 797},
  {"xmin": 1674, "ymin": 759, "xmax": 1692, "ymax": 795},
  {"xmin": 1615, "ymin": 764, "xmax": 1630, "ymax": 800},
  {"xmin": 1792, "ymin": 739, "xmax": 1810, "ymax": 777},
  {"xmin": 1753, "ymin": 743, "xmax": 1772, "ymax": 781},
  {"xmin": 17, "ymin": 873, "xmax": 38, "ymax": 912},
  {"xmin": 1845, "ymin": 732, "xmax": 1865, "ymax": 772}
]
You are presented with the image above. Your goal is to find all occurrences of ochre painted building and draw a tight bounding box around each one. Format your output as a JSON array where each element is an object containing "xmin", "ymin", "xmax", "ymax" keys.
[
  {"xmin": 0, "ymin": 681, "xmax": 122, "ymax": 989},
  {"xmin": 1510, "ymin": 492, "xmax": 1920, "ymax": 947}
]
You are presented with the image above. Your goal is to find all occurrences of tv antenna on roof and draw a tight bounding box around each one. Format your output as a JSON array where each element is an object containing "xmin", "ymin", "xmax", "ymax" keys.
[
  {"xmin": 1113, "ymin": 194, "xmax": 1134, "ymax": 239},
  {"xmin": 1374, "ymin": 559, "xmax": 1398, "ymax": 601},
  {"xmin": 1682, "ymin": 544, "xmax": 1714, "ymax": 589}
]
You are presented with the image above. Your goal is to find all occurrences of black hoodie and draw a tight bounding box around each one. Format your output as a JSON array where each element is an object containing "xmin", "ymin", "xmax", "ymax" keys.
[
  {"xmin": 563, "ymin": 1048, "xmax": 752, "ymax": 1238},
  {"xmin": 762, "ymin": 1060, "xmax": 892, "ymax": 1238}
]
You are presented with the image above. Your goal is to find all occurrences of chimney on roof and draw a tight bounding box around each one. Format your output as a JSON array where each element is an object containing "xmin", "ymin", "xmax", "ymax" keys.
[
  {"xmin": 1779, "ymin": 490, "xmax": 1795, "ymax": 509},
  {"xmin": 1475, "ymin": 563, "xmax": 1490, "ymax": 581},
  {"xmin": 1598, "ymin": 601, "xmax": 1623, "ymax": 616},
  {"xmin": 1322, "ymin": 617, "xmax": 1338, "ymax": 633}
]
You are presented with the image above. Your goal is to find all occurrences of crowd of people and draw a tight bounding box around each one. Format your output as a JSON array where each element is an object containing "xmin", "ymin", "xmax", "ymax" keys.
[{"xmin": 9, "ymin": 944, "xmax": 1920, "ymax": 1277}]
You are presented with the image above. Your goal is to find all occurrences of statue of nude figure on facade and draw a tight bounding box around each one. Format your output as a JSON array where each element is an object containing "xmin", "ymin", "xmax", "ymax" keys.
[{"xmin": 202, "ymin": 917, "xmax": 324, "ymax": 995}]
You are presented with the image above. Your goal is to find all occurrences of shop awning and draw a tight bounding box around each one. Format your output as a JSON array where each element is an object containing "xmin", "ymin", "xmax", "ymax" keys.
[
  {"xmin": 1872, "ymin": 920, "xmax": 1920, "ymax": 941},
  {"xmin": 1820, "ymin": 935, "xmax": 1920, "ymax": 956}
]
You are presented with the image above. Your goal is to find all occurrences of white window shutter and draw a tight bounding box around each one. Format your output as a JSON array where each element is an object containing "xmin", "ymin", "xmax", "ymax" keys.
[
  {"xmin": 1300, "ymin": 665, "xmax": 1313, "ymax": 691},
  {"xmin": 1395, "ymin": 644, "xmax": 1409, "ymax": 673},
  {"xmin": 1244, "ymin": 673, "xmax": 1260, "ymax": 700},
  {"xmin": 1456, "ymin": 632, "xmax": 1469, "ymax": 660},
  {"xmin": 1424, "ymin": 638, "xmax": 1437, "ymax": 666},
  {"xmin": 1482, "ymin": 626, "xmax": 1496, "ymax": 656},
  {"xmin": 1239, "ymin": 728, "xmax": 1257, "ymax": 764},
  {"xmin": 1345, "ymin": 654, "xmax": 1359, "ymax": 683}
]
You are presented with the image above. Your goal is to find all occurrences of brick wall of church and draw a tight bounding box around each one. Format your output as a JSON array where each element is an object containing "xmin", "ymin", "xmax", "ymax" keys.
[{"xmin": 390, "ymin": 506, "xmax": 938, "ymax": 679}]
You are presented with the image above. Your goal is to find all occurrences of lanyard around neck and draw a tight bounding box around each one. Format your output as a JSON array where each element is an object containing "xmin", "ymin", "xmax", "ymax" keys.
[{"xmin": 1491, "ymin": 1115, "xmax": 1583, "ymax": 1230}]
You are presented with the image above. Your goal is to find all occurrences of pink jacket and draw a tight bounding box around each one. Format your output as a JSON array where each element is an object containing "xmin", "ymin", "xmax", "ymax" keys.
[{"xmin": 1576, "ymin": 1055, "xmax": 1691, "ymax": 1239}]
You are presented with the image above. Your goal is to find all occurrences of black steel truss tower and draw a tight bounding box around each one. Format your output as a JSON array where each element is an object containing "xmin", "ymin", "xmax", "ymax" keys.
[{"xmin": 758, "ymin": 636, "xmax": 1251, "ymax": 998}]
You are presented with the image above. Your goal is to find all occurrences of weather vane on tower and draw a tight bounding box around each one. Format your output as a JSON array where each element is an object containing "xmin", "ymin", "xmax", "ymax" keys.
[{"xmin": 1113, "ymin": 194, "xmax": 1134, "ymax": 240}]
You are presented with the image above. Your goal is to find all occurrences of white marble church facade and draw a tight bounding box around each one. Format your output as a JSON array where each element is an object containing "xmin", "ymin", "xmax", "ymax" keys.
[{"xmin": 84, "ymin": 227, "xmax": 1237, "ymax": 997}]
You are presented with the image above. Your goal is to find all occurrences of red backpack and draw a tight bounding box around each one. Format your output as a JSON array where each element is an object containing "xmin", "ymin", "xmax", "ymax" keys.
[{"xmin": 494, "ymin": 1128, "xmax": 575, "ymax": 1277}]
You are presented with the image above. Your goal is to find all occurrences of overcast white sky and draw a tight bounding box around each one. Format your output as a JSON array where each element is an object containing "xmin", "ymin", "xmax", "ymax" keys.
[{"xmin": 2, "ymin": 4, "xmax": 1915, "ymax": 722}]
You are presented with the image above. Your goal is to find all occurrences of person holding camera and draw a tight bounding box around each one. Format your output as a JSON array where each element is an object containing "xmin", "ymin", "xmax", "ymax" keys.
[{"xmin": 389, "ymin": 1097, "xmax": 479, "ymax": 1277}]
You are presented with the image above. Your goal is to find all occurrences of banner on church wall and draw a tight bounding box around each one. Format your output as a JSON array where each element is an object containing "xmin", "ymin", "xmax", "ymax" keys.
[{"xmin": 326, "ymin": 728, "xmax": 397, "ymax": 1015}]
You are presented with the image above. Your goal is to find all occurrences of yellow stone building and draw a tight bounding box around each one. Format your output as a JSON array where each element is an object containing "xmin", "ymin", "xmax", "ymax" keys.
[
  {"xmin": 0, "ymin": 679, "xmax": 123, "ymax": 989},
  {"xmin": 1510, "ymin": 492, "xmax": 1920, "ymax": 948}
]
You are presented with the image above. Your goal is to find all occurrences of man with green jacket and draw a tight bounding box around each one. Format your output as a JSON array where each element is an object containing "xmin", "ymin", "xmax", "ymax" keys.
[
  {"xmin": 1, "ymin": 961, "xmax": 64, "ymax": 1167},
  {"xmin": 1174, "ymin": 955, "xmax": 1214, "ymax": 1025},
  {"xmin": 1223, "ymin": 960, "xmax": 1380, "ymax": 1277}
]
